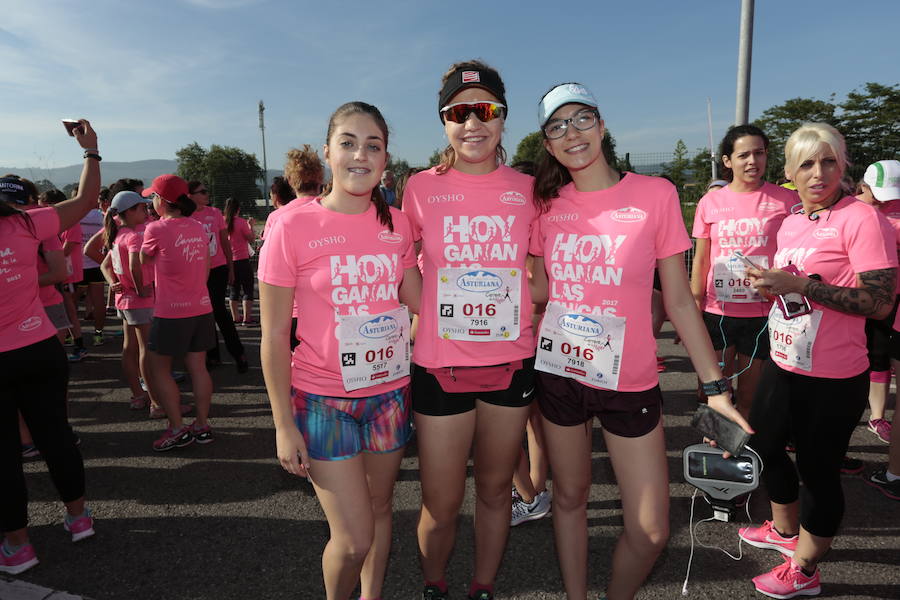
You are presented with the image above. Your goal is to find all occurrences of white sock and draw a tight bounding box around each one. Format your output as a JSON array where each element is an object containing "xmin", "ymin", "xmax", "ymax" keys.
[{"xmin": 886, "ymin": 470, "xmax": 900, "ymax": 482}]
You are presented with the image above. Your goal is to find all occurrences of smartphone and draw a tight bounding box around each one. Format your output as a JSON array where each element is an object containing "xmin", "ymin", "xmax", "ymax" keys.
[
  {"xmin": 733, "ymin": 250, "xmax": 762, "ymax": 270},
  {"xmin": 776, "ymin": 264, "xmax": 812, "ymax": 319},
  {"xmin": 690, "ymin": 404, "xmax": 750, "ymax": 456},
  {"xmin": 62, "ymin": 119, "xmax": 82, "ymax": 136}
]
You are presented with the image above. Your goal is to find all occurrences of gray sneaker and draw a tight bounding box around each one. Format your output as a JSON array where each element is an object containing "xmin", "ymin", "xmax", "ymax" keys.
[{"xmin": 511, "ymin": 490, "xmax": 551, "ymax": 526}]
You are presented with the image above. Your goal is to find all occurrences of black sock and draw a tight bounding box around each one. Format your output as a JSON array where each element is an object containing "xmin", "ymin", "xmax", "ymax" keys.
[{"xmin": 75, "ymin": 337, "xmax": 85, "ymax": 350}]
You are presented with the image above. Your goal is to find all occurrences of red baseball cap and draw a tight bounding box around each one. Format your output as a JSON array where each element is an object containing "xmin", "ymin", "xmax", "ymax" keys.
[{"xmin": 142, "ymin": 174, "xmax": 189, "ymax": 203}]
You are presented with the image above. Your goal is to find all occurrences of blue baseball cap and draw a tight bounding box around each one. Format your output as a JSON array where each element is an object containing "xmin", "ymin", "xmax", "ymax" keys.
[
  {"xmin": 110, "ymin": 190, "xmax": 149, "ymax": 214},
  {"xmin": 538, "ymin": 83, "xmax": 599, "ymax": 127}
]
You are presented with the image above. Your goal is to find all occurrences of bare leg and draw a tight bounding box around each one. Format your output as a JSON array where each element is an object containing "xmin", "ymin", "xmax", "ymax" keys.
[
  {"xmin": 229, "ymin": 299, "xmax": 241, "ymax": 323},
  {"xmin": 183, "ymin": 351, "xmax": 212, "ymax": 427},
  {"xmin": 604, "ymin": 423, "xmax": 670, "ymax": 600},
  {"xmin": 472, "ymin": 400, "xmax": 530, "ymax": 585},
  {"xmin": 147, "ymin": 351, "xmax": 181, "ymax": 429},
  {"xmin": 415, "ymin": 410, "xmax": 476, "ymax": 582},
  {"xmin": 134, "ymin": 324, "xmax": 157, "ymax": 407},
  {"xmin": 734, "ymin": 354, "xmax": 764, "ymax": 420},
  {"xmin": 309, "ymin": 455, "xmax": 375, "ymax": 600},
  {"xmin": 770, "ymin": 501, "xmax": 800, "ymax": 537},
  {"xmin": 243, "ymin": 299, "xmax": 254, "ymax": 323},
  {"xmin": 88, "ymin": 282, "xmax": 105, "ymax": 333},
  {"xmin": 868, "ymin": 381, "xmax": 888, "ymax": 421},
  {"xmin": 542, "ymin": 416, "xmax": 592, "ymax": 599},
  {"xmin": 359, "ymin": 448, "xmax": 406, "ymax": 600},
  {"xmin": 121, "ymin": 325, "xmax": 143, "ymax": 398},
  {"xmin": 18, "ymin": 412, "xmax": 32, "ymax": 446}
]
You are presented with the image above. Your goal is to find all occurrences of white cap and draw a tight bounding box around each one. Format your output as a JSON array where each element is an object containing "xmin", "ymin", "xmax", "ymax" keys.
[
  {"xmin": 538, "ymin": 83, "xmax": 598, "ymax": 127},
  {"xmin": 863, "ymin": 160, "xmax": 900, "ymax": 202}
]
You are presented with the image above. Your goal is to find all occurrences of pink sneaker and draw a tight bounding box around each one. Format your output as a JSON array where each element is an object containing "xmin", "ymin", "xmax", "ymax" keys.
[
  {"xmin": 752, "ymin": 557, "xmax": 821, "ymax": 599},
  {"xmin": 64, "ymin": 510, "xmax": 95, "ymax": 542},
  {"xmin": 0, "ymin": 541, "xmax": 39, "ymax": 574},
  {"xmin": 867, "ymin": 418, "xmax": 892, "ymax": 444},
  {"xmin": 739, "ymin": 520, "xmax": 798, "ymax": 556}
]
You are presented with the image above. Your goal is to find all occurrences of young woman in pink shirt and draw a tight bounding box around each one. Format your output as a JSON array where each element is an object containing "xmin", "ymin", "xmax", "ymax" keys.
[
  {"xmin": 98, "ymin": 191, "xmax": 155, "ymax": 410},
  {"xmin": 0, "ymin": 120, "xmax": 100, "ymax": 575},
  {"xmin": 224, "ymin": 197, "xmax": 257, "ymax": 325},
  {"xmin": 742, "ymin": 124, "xmax": 897, "ymax": 599},
  {"xmin": 690, "ymin": 125, "xmax": 797, "ymax": 418},
  {"xmin": 259, "ymin": 102, "xmax": 421, "ymax": 600},
  {"xmin": 529, "ymin": 83, "xmax": 745, "ymax": 600},
  {"xmin": 402, "ymin": 60, "xmax": 538, "ymax": 600},
  {"xmin": 140, "ymin": 175, "xmax": 216, "ymax": 452}
]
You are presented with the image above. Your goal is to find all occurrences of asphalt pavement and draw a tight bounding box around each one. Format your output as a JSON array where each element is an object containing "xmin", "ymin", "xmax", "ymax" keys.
[{"xmin": 2, "ymin": 320, "xmax": 897, "ymax": 600}]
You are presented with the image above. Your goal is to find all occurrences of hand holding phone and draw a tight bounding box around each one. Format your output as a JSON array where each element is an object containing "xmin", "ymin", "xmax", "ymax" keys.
[
  {"xmin": 691, "ymin": 404, "xmax": 751, "ymax": 457},
  {"xmin": 62, "ymin": 119, "xmax": 82, "ymax": 136},
  {"xmin": 733, "ymin": 250, "xmax": 762, "ymax": 271}
]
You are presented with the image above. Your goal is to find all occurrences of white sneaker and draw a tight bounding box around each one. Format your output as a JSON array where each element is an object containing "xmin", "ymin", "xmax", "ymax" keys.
[{"xmin": 511, "ymin": 490, "xmax": 551, "ymax": 526}]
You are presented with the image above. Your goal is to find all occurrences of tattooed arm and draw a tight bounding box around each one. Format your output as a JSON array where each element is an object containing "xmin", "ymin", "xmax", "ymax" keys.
[{"xmin": 750, "ymin": 267, "xmax": 897, "ymax": 320}]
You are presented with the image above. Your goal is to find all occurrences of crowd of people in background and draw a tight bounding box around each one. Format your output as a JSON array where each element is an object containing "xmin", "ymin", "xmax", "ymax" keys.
[{"xmin": 1, "ymin": 59, "xmax": 899, "ymax": 600}]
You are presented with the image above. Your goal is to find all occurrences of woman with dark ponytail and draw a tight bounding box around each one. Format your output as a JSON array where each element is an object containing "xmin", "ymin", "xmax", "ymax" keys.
[
  {"xmin": 259, "ymin": 101, "xmax": 421, "ymax": 600},
  {"xmin": 140, "ymin": 175, "xmax": 215, "ymax": 452}
]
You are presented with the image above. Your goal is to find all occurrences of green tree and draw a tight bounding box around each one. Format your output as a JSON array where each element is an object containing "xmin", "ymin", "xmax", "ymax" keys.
[
  {"xmin": 427, "ymin": 148, "xmax": 442, "ymax": 168},
  {"xmin": 385, "ymin": 158, "xmax": 411, "ymax": 180},
  {"xmin": 753, "ymin": 97, "xmax": 838, "ymax": 182},
  {"xmin": 175, "ymin": 143, "xmax": 263, "ymax": 208},
  {"xmin": 512, "ymin": 131, "xmax": 544, "ymax": 165},
  {"xmin": 839, "ymin": 82, "xmax": 900, "ymax": 180},
  {"xmin": 62, "ymin": 182, "xmax": 78, "ymax": 197},
  {"xmin": 662, "ymin": 139, "xmax": 691, "ymax": 192},
  {"xmin": 33, "ymin": 179, "xmax": 56, "ymax": 193}
]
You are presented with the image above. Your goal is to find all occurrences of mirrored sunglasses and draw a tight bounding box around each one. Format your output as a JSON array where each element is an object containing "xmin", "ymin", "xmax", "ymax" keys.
[{"xmin": 440, "ymin": 101, "xmax": 507, "ymax": 124}]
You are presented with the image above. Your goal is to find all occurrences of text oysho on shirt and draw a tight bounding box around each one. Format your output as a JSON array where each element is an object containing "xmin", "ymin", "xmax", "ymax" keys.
[
  {"xmin": 402, "ymin": 165, "xmax": 537, "ymax": 368},
  {"xmin": 0, "ymin": 207, "xmax": 60, "ymax": 351},
  {"xmin": 141, "ymin": 217, "xmax": 211, "ymax": 319},
  {"xmin": 530, "ymin": 174, "xmax": 692, "ymax": 392},
  {"xmin": 771, "ymin": 196, "xmax": 897, "ymax": 378},
  {"xmin": 692, "ymin": 182, "xmax": 797, "ymax": 317},
  {"xmin": 258, "ymin": 201, "xmax": 417, "ymax": 397}
]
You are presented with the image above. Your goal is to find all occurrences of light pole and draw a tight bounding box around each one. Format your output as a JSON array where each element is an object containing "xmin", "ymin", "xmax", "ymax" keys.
[
  {"xmin": 734, "ymin": 0, "xmax": 755, "ymax": 125},
  {"xmin": 259, "ymin": 100, "xmax": 268, "ymax": 207}
]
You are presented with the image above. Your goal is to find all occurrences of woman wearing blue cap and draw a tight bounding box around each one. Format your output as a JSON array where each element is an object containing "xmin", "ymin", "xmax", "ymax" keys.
[{"xmin": 528, "ymin": 84, "xmax": 744, "ymax": 599}]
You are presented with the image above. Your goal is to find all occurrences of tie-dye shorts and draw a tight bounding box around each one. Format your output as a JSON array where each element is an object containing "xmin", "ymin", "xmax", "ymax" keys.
[{"xmin": 290, "ymin": 385, "xmax": 411, "ymax": 460}]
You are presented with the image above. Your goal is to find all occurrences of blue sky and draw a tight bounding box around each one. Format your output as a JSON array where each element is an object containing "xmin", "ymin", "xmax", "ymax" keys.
[{"xmin": 2, "ymin": 0, "xmax": 898, "ymax": 170}]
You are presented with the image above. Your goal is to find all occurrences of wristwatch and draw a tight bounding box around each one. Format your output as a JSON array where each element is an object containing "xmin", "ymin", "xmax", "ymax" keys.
[{"xmin": 702, "ymin": 377, "xmax": 731, "ymax": 396}]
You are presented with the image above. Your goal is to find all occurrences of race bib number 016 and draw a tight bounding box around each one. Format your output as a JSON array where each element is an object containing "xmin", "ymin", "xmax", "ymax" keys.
[
  {"xmin": 536, "ymin": 302, "xmax": 626, "ymax": 390},
  {"xmin": 436, "ymin": 267, "xmax": 520, "ymax": 342},
  {"xmin": 768, "ymin": 305, "xmax": 821, "ymax": 372},
  {"xmin": 337, "ymin": 306, "xmax": 411, "ymax": 392},
  {"xmin": 712, "ymin": 254, "xmax": 769, "ymax": 302}
]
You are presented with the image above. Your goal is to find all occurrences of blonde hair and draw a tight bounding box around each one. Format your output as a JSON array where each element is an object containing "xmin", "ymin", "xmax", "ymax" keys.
[
  {"xmin": 284, "ymin": 145, "xmax": 324, "ymax": 195},
  {"xmin": 784, "ymin": 122, "xmax": 849, "ymax": 180}
]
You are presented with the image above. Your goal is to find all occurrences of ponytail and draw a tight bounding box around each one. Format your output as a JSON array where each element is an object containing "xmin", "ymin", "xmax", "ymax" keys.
[
  {"xmin": 103, "ymin": 209, "xmax": 120, "ymax": 251},
  {"xmin": 533, "ymin": 147, "xmax": 573, "ymax": 214},
  {"xmin": 372, "ymin": 187, "xmax": 394, "ymax": 232},
  {"xmin": 174, "ymin": 194, "xmax": 196, "ymax": 217}
]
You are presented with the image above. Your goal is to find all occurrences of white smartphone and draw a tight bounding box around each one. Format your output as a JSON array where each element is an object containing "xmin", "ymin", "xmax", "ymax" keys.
[{"xmin": 733, "ymin": 250, "xmax": 762, "ymax": 270}]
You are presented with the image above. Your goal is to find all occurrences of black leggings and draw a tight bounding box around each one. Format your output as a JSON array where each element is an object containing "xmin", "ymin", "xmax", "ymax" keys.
[
  {"xmin": 228, "ymin": 258, "xmax": 254, "ymax": 301},
  {"xmin": 207, "ymin": 264, "xmax": 245, "ymax": 362},
  {"xmin": 1, "ymin": 336, "xmax": 85, "ymax": 532},
  {"xmin": 749, "ymin": 360, "xmax": 867, "ymax": 538}
]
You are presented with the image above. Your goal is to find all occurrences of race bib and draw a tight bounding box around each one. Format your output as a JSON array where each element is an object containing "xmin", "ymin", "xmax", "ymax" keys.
[
  {"xmin": 206, "ymin": 228, "xmax": 217, "ymax": 257},
  {"xmin": 336, "ymin": 306, "xmax": 410, "ymax": 392},
  {"xmin": 712, "ymin": 255, "xmax": 769, "ymax": 302},
  {"xmin": 768, "ymin": 305, "xmax": 822, "ymax": 372},
  {"xmin": 436, "ymin": 267, "xmax": 521, "ymax": 342},
  {"xmin": 536, "ymin": 302, "xmax": 626, "ymax": 390},
  {"xmin": 111, "ymin": 246, "xmax": 124, "ymax": 275},
  {"xmin": 64, "ymin": 255, "xmax": 74, "ymax": 277}
]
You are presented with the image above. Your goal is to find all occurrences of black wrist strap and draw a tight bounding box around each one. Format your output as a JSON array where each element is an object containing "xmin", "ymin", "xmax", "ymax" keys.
[
  {"xmin": 84, "ymin": 151, "xmax": 102, "ymax": 162},
  {"xmin": 702, "ymin": 377, "xmax": 730, "ymax": 396}
]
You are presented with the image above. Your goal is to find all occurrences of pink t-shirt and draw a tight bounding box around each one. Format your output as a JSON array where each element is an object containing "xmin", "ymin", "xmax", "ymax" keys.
[
  {"xmin": 62, "ymin": 223, "xmax": 83, "ymax": 284},
  {"xmin": 530, "ymin": 174, "xmax": 692, "ymax": 392},
  {"xmin": 229, "ymin": 216, "xmax": 254, "ymax": 261},
  {"xmin": 191, "ymin": 205, "xmax": 227, "ymax": 269},
  {"xmin": 258, "ymin": 201, "xmax": 416, "ymax": 397},
  {"xmin": 0, "ymin": 207, "xmax": 60, "ymax": 351},
  {"xmin": 141, "ymin": 217, "xmax": 212, "ymax": 319},
  {"xmin": 692, "ymin": 183, "xmax": 797, "ymax": 317},
  {"xmin": 112, "ymin": 225, "xmax": 155, "ymax": 310},
  {"xmin": 38, "ymin": 234, "xmax": 64, "ymax": 307},
  {"xmin": 402, "ymin": 165, "xmax": 537, "ymax": 368},
  {"xmin": 772, "ymin": 196, "xmax": 896, "ymax": 377},
  {"xmin": 262, "ymin": 196, "xmax": 316, "ymax": 240}
]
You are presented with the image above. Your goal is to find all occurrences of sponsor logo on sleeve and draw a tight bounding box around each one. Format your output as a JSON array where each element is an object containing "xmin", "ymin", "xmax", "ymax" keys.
[
  {"xmin": 378, "ymin": 230, "xmax": 403, "ymax": 244},
  {"xmin": 18, "ymin": 316, "xmax": 42, "ymax": 332},
  {"xmin": 813, "ymin": 227, "xmax": 838, "ymax": 239}
]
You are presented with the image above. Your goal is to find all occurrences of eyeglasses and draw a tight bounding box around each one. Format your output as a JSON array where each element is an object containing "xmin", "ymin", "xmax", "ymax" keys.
[
  {"xmin": 543, "ymin": 109, "xmax": 600, "ymax": 139},
  {"xmin": 440, "ymin": 101, "xmax": 506, "ymax": 124},
  {"xmin": 192, "ymin": 189, "xmax": 208, "ymax": 195}
]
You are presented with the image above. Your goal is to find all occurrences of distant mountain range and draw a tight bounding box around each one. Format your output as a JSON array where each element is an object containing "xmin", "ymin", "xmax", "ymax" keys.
[{"xmin": 1, "ymin": 159, "xmax": 284, "ymax": 190}]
